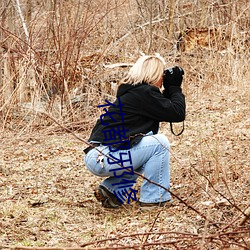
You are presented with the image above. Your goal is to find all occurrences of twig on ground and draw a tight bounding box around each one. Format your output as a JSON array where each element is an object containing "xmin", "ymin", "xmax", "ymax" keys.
[
  {"xmin": 239, "ymin": 207, "xmax": 250, "ymax": 226},
  {"xmin": 1, "ymin": 228, "xmax": 248, "ymax": 249},
  {"xmin": 141, "ymin": 209, "xmax": 162, "ymax": 249},
  {"xmin": 190, "ymin": 163, "xmax": 247, "ymax": 217}
]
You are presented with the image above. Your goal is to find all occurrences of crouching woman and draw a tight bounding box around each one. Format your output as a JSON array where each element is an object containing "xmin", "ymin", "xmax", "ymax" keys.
[{"xmin": 84, "ymin": 54, "xmax": 186, "ymax": 209}]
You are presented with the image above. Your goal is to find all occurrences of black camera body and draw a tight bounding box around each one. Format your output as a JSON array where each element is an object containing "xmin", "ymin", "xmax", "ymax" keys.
[
  {"xmin": 164, "ymin": 67, "xmax": 175, "ymax": 75},
  {"xmin": 163, "ymin": 66, "xmax": 184, "ymax": 88},
  {"xmin": 163, "ymin": 66, "xmax": 184, "ymax": 77}
]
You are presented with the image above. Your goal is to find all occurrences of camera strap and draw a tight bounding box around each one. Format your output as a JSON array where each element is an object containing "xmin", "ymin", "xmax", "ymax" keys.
[{"xmin": 170, "ymin": 121, "xmax": 185, "ymax": 136}]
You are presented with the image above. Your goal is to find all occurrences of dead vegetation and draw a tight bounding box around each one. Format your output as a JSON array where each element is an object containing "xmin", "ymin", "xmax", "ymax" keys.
[{"xmin": 0, "ymin": 0, "xmax": 249, "ymax": 249}]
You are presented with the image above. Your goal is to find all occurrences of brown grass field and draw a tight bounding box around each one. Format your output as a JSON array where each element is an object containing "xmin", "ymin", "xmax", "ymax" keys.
[{"xmin": 0, "ymin": 0, "xmax": 249, "ymax": 249}]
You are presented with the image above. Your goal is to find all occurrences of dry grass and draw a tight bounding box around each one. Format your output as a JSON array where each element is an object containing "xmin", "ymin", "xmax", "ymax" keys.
[
  {"xmin": 0, "ymin": 82, "xmax": 249, "ymax": 249},
  {"xmin": 0, "ymin": 0, "xmax": 249, "ymax": 249},
  {"xmin": 0, "ymin": 74, "xmax": 249, "ymax": 248}
]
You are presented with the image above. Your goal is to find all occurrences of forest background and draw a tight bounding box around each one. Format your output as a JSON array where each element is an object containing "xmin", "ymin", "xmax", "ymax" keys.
[{"xmin": 0, "ymin": 0, "xmax": 249, "ymax": 249}]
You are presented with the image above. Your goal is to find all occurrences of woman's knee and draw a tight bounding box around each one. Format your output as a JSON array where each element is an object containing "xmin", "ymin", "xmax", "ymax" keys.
[{"xmin": 151, "ymin": 134, "xmax": 170, "ymax": 150}]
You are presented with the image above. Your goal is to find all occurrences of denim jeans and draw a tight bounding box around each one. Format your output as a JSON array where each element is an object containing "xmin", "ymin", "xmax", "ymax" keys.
[{"xmin": 84, "ymin": 134, "xmax": 170, "ymax": 203}]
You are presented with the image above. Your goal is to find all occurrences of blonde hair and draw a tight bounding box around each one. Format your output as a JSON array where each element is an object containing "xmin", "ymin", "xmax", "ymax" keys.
[{"xmin": 122, "ymin": 54, "xmax": 165, "ymax": 85}]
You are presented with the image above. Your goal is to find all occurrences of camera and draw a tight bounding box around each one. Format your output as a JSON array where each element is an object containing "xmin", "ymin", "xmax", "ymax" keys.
[
  {"xmin": 163, "ymin": 67, "xmax": 174, "ymax": 86},
  {"xmin": 163, "ymin": 66, "xmax": 184, "ymax": 88},
  {"xmin": 164, "ymin": 67, "xmax": 175, "ymax": 75},
  {"xmin": 163, "ymin": 66, "xmax": 184, "ymax": 76}
]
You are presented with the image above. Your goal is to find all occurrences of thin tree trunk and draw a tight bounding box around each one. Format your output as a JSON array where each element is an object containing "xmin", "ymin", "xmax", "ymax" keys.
[
  {"xmin": 25, "ymin": 0, "xmax": 32, "ymax": 31},
  {"xmin": 14, "ymin": 0, "xmax": 30, "ymax": 45},
  {"xmin": 1, "ymin": 0, "xmax": 15, "ymax": 112},
  {"xmin": 168, "ymin": 0, "xmax": 175, "ymax": 42},
  {"xmin": 147, "ymin": 0, "xmax": 153, "ymax": 54},
  {"xmin": 200, "ymin": 0, "xmax": 207, "ymax": 27},
  {"xmin": 13, "ymin": 0, "xmax": 38, "ymax": 104}
]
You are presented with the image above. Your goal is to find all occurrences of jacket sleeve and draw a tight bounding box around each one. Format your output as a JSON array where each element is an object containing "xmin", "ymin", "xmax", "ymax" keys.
[{"xmin": 142, "ymin": 86, "xmax": 186, "ymax": 122}]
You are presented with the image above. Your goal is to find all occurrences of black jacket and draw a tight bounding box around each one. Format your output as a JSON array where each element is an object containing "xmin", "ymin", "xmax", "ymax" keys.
[{"xmin": 88, "ymin": 83, "xmax": 185, "ymax": 147}]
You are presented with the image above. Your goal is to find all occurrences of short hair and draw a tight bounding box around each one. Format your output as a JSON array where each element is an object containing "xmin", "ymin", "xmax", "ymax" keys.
[{"xmin": 122, "ymin": 54, "xmax": 165, "ymax": 85}]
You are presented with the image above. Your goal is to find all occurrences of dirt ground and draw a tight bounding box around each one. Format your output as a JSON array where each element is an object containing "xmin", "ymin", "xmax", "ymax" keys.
[{"xmin": 0, "ymin": 81, "xmax": 249, "ymax": 249}]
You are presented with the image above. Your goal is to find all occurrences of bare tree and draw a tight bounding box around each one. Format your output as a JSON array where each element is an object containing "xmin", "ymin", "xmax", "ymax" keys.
[
  {"xmin": 0, "ymin": 0, "xmax": 15, "ymax": 116},
  {"xmin": 13, "ymin": 0, "xmax": 38, "ymax": 104},
  {"xmin": 147, "ymin": 0, "xmax": 153, "ymax": 53},
  {"xmin": 200, "ymin": 0, "xmax": 207, "ymax": 27},
  {"xmin": 168, "ymin": 0, "xmax": 175, "ymax": 42}
]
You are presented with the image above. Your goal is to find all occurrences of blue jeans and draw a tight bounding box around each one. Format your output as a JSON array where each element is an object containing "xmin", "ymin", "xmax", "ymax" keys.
[{"xmin": 84, "ymin": 134, "xmax": 170, "ymax": 203}]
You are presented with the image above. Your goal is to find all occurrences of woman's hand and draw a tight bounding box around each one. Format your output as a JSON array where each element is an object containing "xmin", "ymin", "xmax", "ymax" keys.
[{"xmin": 163, "ymin": 66, "xmax": 184, "ymax": 88}]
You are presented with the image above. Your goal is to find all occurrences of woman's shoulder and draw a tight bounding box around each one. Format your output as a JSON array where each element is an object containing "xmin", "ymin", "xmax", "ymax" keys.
[
  {"xmin": 137, "ymin": 82, "xmax": 161, "ymax": 95},
  {"xmin": 117, "ymin": 82, "xmax": 160, "ymax": 98}
]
